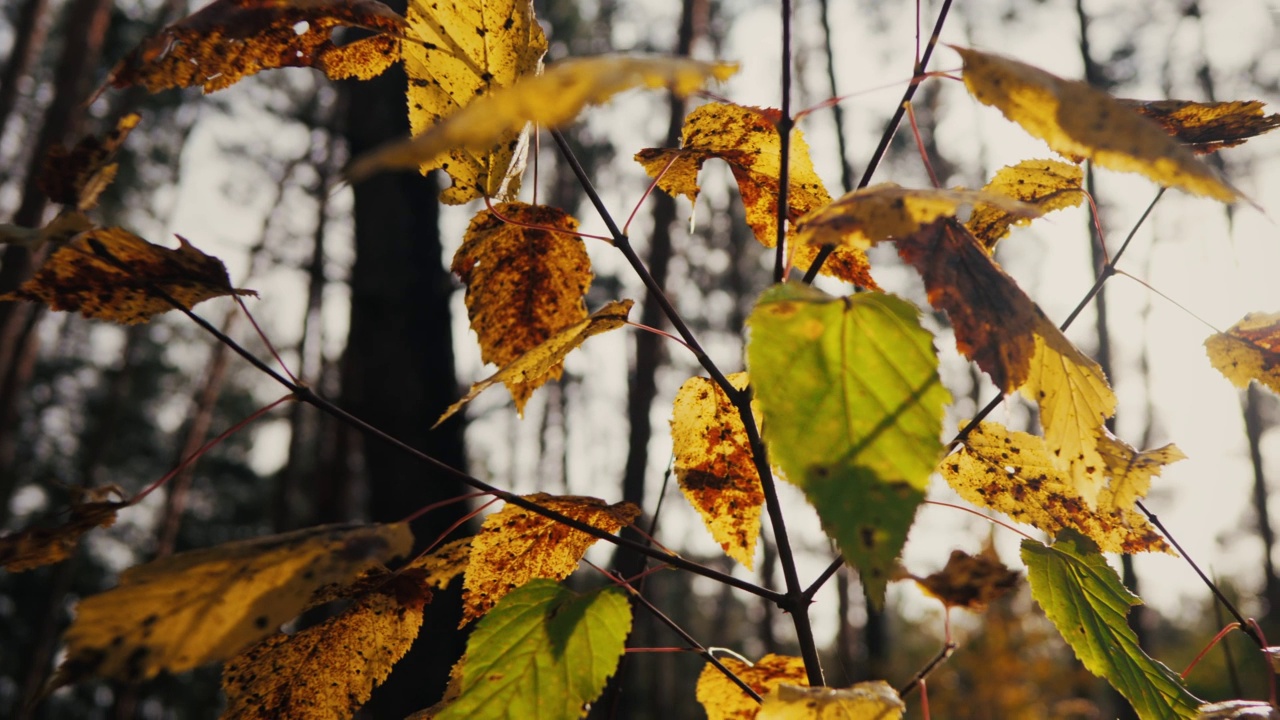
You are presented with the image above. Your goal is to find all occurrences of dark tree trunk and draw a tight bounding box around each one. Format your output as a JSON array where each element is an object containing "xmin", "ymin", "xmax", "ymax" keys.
[{"xmin": 0, "ymin": 0, "xmax": 52, "ymax": 147}]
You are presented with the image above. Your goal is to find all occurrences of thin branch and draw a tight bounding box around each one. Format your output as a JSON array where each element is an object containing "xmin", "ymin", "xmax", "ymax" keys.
[
  {"xmin": 899, "ymin": 642, "xmax": 956, "ymax": 698},
  {"xmin": 773, "ymin": 0, "xmax": 794, "ymax": 283}
]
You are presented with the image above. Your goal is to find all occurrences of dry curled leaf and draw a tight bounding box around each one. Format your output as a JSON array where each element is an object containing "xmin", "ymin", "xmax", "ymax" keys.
[
  {"xmin": 0, "ymin": 229, "xmax": 257, "ymax": 324},
  {"xmin": 460, "ymin": 493, "xmax": 640, "ymax": 624},
  {"xmin": 40, "ymin": 114, "xmax": 140, "ymax": 210},
  {"xmin": 55, "ymin": 523, "xmax": 413, "ymax": 685},
  {"xmin": 696, "ymin": 654, "xmax": 809, "ymax": 720},
  {"xmin": 906, "ymin": 549, "xmax": 1020, "ymax": 611},
  {"xmin": 1, "ymin": 487, "xmax": 128, "ymax": 572},
  {"xmin": 453, "ymin": 203, "xmax": 591, "ymax": 372},
  {"xmin": 671, "ymin": 372, "xmax": 763, "ymax": 569},
  {"xmin": 435, "ymin": 299, "xmax": 633, "ymax": 424},
  {"xmin": 107, "ymin": 0, "xmax": 408, "ymax": 93},
  {"xmin": 1121, "ymin": 99, "xmax": 1280, "ymax": 154},
  {"xmin": 965, "ymin": 159, "xmax": 1084, "ymax": 253},
  {"xmin": 404, "ymin": 0, "xmax": 546, "ymax": 203},
  {"xmin": 953, "ymin": 46, "xmax": 1239, "ymax": 202},
  {"xmin": 1205, "ymin": 312, "xmax": 1280, "ymax": 396}
]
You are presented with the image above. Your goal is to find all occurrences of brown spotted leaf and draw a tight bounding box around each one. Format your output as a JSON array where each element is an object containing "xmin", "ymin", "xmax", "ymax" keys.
[
  {"xmin": 1121, "ymin": 99, "xmax": 1280, "ymax": 154},
  {"xmin": 221, "ymin": 578, "xmax": 427, "ymax": 720},
  {"xmin": 1096, "ymin": 431, "xmax": 1186, "ymax": 513},
  {"xmin": 1205, "ymin": 312, "xmax": 1280, "ymax": 396},
  {"xmin": 106, "ymin": 0, "xmax": 407, "ymax": 93},
  {"xmin": 953, "ymin": 46, "xmax": 1238, "ymax": 202},
  {"xmin": 435, "ymin": 299, "xmax": 633, "ymax": 423},
  {"xmin": 1, "ymin": 487, "xmax": 128, "ymax": 572},
  {"xmin": 40, "ymin": 114, "xmax": 140, "ymax": 210},
  {"xmin": 965, "ymin": 159, "xmax": 1084, "ymax": 253},
  {"xmin": 896, "ymin": 220, "xmax": 1116, "ymax": 505},
  {"xmin": 671, "ymin": 372, "xmax": 763, "ymax": 568},
  {"xmin": 460, "ymin": 493, "xmax": 639, "ymax": 625},
  {"xmin": 635, "ymin": 102, "xmax": 876, "ymax": 288},
  {"xmin": 453, "ymin": 203, "xmax": 591, "ymax": 372},
  {"xmin": 942, "ymin": 422, "xmax": 1169, "ymax": 554},
  {"xmin": 906, "ymin": 549, "xmax": 1020, "ymax": 611},
  {"xmin": 403, "ymin": 538, "xmax": 472, "ymax": 590},
  {"xmin": 54, "ymin": 523, "xmax": 413, "ymax": 685},
  {"xmin": 695, "ymin": 654, "xmax": 808, "ymax": 720},
  {"xmin": 0, "ymin": 228, "xmax": 256, "ymax": 324}
]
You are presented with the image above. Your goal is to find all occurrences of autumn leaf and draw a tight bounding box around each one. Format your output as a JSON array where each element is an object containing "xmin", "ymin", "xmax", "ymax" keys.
[
  {"xmin": 1205, "ymin": 312, "xmax": 1280, "ymax": 395},
  {"xmin": 403, "ymin": 0, "xmax": 546, "ymax": 203},
  {"xmin": 403, "ymin": 537, "xmax": 472, "ymax": 590},
  {"xmin": 943, "ymin": 421, "xmax": 1170, "ymax": 554},
  {"xmin": 40, "ymin": 113, "xmax": 140, "ymax": 211},
  {"xmin": 439, "ymin": 581, "xmax": 630, "ymax": 720},
  {"xmin": 0, "ymin": 487, "xmax": 127, "ymax": 572},
  {"xmin": 953, "ymin": 46, "xmax": 1238, "ymax": 203},
  {"xmin": 348, "ymin": 55, "xmax": 738, "ymax": 185},
  {"xmin": 747, "ymin": 284, "xmax": 951, "ymax": 602},
  {"xmin": 671, "ymin": 372, "xmax": 763, "ymax": 569},
  {"xmin": 1121, "ymin": 99, "xmax": 1280, "ymax": 154},
  {"xmin": 1096, "ymin": 431, "xmax": 1186, "ymax": 513},
  {"xmin": 0, "ymin": 229, "xmax": 257, "ymax": 324},
  {"xmin": 965, "ymin": 159, "xmax": 1084, "ymax": 253},
  {"xmin": 906, "ymin": 548, "xmax": 1020, "ymax": 611},
  {"xmin": 454, "ymin": 203, "xmax": 591, "ymax": 372},
  {"xmin": 221, "ymin": 578, "xmax": 428, "ymax": 720},
  {"xmin": 1023, "ymin": 532, "xmax": 1201, "ymax": 719},
  {"xmin": 435, "ymin": 299, "xmax": 633, "ymax": 424},
  {"xmin": 106, "ymin": 0, "xmax": 408, "ymax": 93},
  {"xmin": 696, "ymin": 654, "xmax": 809, "ymax": 720},
  {"xmin": 759, "ymin": 682, "xmax": 906, "ymax": 720},
  {"xmin": 461, "ymin": 493, "xmax": 640, "ymax": 624},
  {"xmin": 1196, "ymin": 701, "xmax": 1280, "ymax": 719},
  {"xmin": 895, "ymin": 220, "xmax": 1115, "ymax": 505},
  {"xmin": 54, "ymin": 522, "xmax": 412, "ymax": 684},
  {"xmin": 793, "ymin": 182, "xmax": 1035, "ymax": 252},
  {"xmin": 635, "ymin": 102, "xmax": 876, "ymax": 288}
]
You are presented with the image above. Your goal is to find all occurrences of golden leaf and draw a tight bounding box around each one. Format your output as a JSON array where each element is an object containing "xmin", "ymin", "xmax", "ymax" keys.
[
  {"xmin": 634, "ymin": 102, "xmax": 876, "ymax": 288},
  {"xmin": 453, "ymin": 203, "xmax": 591, "ymax": 372},
  {"xmin": 696, "ymin": 654, "xmax": 808, "ymax": 720},
  {"xmin": 942, "ymin": 422, "xmax": 1170, "ymax": 554},
  {"xmin": 221, "ymin": 579, "xmax": 428, "ymax": 720},
  {"xmin": 435, "ymin": 299, "xmax": 633, "ymax": 424},
  {"xmin": 40, "ymin": 114, "xmax": 140, "ymax": 211},
  {"xmin": 671, "ymin": 372, "xmax": 763, "ymax": 568},
  {"xmin": 965, "ymin": 159, "xmax": 1084, "ymax": 253},
  {"xmin": 106, "ymin": 0, "xmax": 408, "ymax": 93},
  {"xmin": 906, "ymin": 548, "xmax": 1020, "ymax": 611},
  {"xmin": 1, "ymin": 487, "xmax": 127, "ymax": 572},
  {"xmin": 759, "ymin": 682, "xmax": 905, "ymax": 720},
  {"xmin": 1121, "ymin": 99, "xmax": 1280, "ymax": 154},
  {"xmin": 460, "ymin": 493, "xmax": 640, "ymax": 624},
  {"xmin": 1095, "ymin": 431, "xmax": 1185, "ymax": 513},
  {"xmin": 0, "ymin": 229, "xmax": 257, "ymax": 324},
  {"xmin": 1205, "ymin": 312, "xmax": 1280, "ymax": 395},
  {"xmin": 55, "ymin": 523, "xmax": 413, "ymax": 684},
  {"xmin": 953, "ymin": 46, "xmax": 1238, "ymax": 202},
  {"xmin": 403, "ymin": 538, "xmax": 472, "ymax": 590},
  {"xmin": 349, "ymin": 55, "xmax": 738, "ymax": 186},
  {"xmin": 404, "ymin": 0, "xmax": 546, "ymax": 203}
]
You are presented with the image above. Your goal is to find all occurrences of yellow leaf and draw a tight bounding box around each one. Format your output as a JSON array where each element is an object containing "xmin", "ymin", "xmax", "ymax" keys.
[
  {"xmin": 55, "ymin": 523, "xmax": 413, "ymax": 683},
  {"xmin": 1121, "ymin": 99, "xmax": 1280, "ymax": 154},
  {"xmin": 106, "ymin": 0, "xmax": 408, "ymax": 93},
  {"xmin": 696, "ymin": 654, "xmax": 808, "ymax": 720},
  {"xmin": 1096, "ymin": 431, "xmax": 1186, "ymax": 513},
  {"xmin": 759, "ymin": 682, "xmax": 905, "ymax": 720},
  {"xmin": 942, "ymin": 422, "xmax": 1170, "ymax": 554},
  {"xmin": 953, "ymin": 46, "xmax": 1239, "ymax": 203},
  {"xmin": 0, "ymin": 229, "xmax": 257, "ymax": 324},
  {"xmin": 460, "ymin": 493, "xmax": 640, "ymax": 624},
  {"xmin": 453, "ymin": 203, "xmax": 591, "ymax": 372},
  {"xmin": 403, "ymin": 537, "xmax": 472, "ymax": 590},
  {"xmin": 906, "ymin": 548, "xmax": 1020, "ymax": 611},
  {"xmin": 348, "ymin": 55, "xmax": 738, "ymax": 186},
  {"xmin": 1205, "ymin": 312, "xmax": 1280, "ymax": 395},
  {"xmin": 0, "ymin": 488, "xmax": 126, "ymax": 572},
  {"xmin": 965, "ymin": 159, "xmax": 1084, "ymax": 253},
  {"xmin": 404, "ymin": 0, "xmax": 546, "ymax": 203},
  {"xmin": 221, "ymin": 579, "xmax": 428, "ymax": 720},
  {"xmin": 671, "ymin": 372, "xmax": 763, "ymax": 569},
  {"xmin": 435, "ymin": 299, "xmax": 633, "ymax": 424},
  {"xmin": 794, "ymin": 183, "xmax": 1034, "ymax": 251}
]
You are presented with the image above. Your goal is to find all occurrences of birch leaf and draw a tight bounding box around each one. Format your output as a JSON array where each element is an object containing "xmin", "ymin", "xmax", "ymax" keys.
[
  {"xmin": 0, "ymin": 487, "xmax": 127, "ymax": 572},
  {"xmin": 1121, "ymin": 99, "xmax": 1280, "ymax": 154},
  {"xmin": 759, "ymin": 682, "xmax": 906, "ymax": 720},
  {"xmin": 40, "ymin": 113, "xmax": 140, "ymax": 211},
  {"xmin": 696, "ymin": 654, "xmax": 808, "ymax": 720},
  {"xmin": 1205, "ymin": 312, "xmax": 1280, "ymax": 395},
  {"xmin": 1096, "ymin": 432, "xmax": 1186, "ymax": 513},
  {"xmin": 907, "ymin": 548, "xmax": 1020, "ymax": 611},
  {"xmin": 965, "ymin": 159, "xmax": 1085, "ymax": 253}
]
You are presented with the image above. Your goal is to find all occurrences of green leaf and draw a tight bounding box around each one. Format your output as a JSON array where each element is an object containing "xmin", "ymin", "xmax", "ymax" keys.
[
  {"xmin": 746, "ymin": 283, "xmax": 950, "ymax": 603},
  {"xmin": 1021, "ymin": 531, "xmax": 1201, "ymax": 720},
  {"xmin": 439, "ymin": 579, "xmax": 631, "ymax": 720}
]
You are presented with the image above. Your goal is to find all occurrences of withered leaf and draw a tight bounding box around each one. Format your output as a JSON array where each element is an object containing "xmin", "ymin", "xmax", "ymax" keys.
[
  {"xmin": 107, "ymin": 0, "xmax": 408, "ymax": 94},
  {"xmin": 907, "ymin": 549, "xmax": 1020, "ymax": 611},
  {"xmin": 1, "ymin": 487, "xmax": 128, "ymax": 572},
  {"xmin": 1205, "ymin": 312, "xmax": 1280, "ymax": 396},
  {"xmin": 695, "ymin": 654, "xmax": 808, "ymax": 720},
  {"xmin": 759, "ymin": 682, "xmax": 905, "ymax": 720},
  {"xmin": 965, "ymin": 159, "xmax": 1084, "ymax": 253},
  {"xmin": 1121, "ymin": 99, "xmax": 1280, "ymax": 154},
  {"xmin": 460, "ymin": 493, "xmax": 639, "ymax": 625},
  {"xmin": 671, "ymin": 372, "xmax": 763, "ymax": 569},
  {"xmin": 0, "ymin": 229, "xmax": 257, "ymax": 324},
  {"xmin": 403, "ymin": 538, "xmax": 472, "ymax": 590},
  {"xmin": 453, "ymin": 203, "xmax": 591, "ymax": 372},
  {"xmin": 1096, "ymin": 431, "xmax": 1186, "ymax": 513},
  {"xmin": 40, "ymin": 114, "xmax": 140, "ymax": 211},
  {"xmin": 635, "ymin": 102, "xmax": 876, "ymax": 288},
  {"xmin": 942, "ymin": 422, "xmax": 1170, "ymax": 554},
  {"xmin": 435, "ymin": 299, "xmax": 633, "ymax": 423},
  {"xmin": 953, "ymin": 46, "xmax": 1238, "ymax": 202}
]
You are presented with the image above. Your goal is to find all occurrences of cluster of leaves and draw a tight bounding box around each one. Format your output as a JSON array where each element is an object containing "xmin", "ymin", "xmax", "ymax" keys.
[{"xmin": 3, "ymin": 0, "xmax": 1280, "ymax": 718}]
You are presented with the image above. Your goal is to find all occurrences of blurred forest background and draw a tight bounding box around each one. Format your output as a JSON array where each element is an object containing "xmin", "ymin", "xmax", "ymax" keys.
[{"xmin": 1, "ymin": 0, "xmax": 1279, "ymax": 718}]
